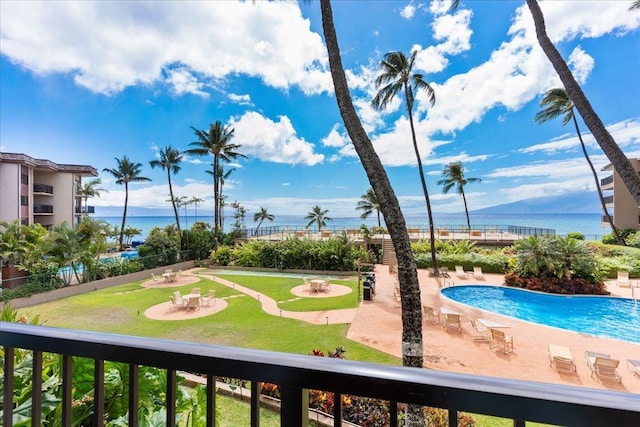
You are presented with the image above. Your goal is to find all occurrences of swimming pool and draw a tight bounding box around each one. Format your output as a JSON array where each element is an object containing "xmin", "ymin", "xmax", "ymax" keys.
[{"xmin": 441, "ymin": 285, "xmax": 640, "ymax": 344}]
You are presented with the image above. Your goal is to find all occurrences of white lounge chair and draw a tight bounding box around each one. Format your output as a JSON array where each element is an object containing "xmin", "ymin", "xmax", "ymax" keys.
[
  {"xmin": 616, "ymin": 271, "xmax": 630, "ymax": 288},
  {"xmin": 473, "ymin": 266, "xmax": 484, "ymax": 280},
  {"xmin": 469, "ymin": 319, "xmax": 490, "ymax": 342},
  {"xmin": 626, "ymin": 359, "xmax": 640, "ymax": 378},
  {"xmin": 423, "ymin": 305, "xmax": 439, "ymax": 324},
  {"xmin": 548, "ymin": 344, "xmax": 576, "ymax": 373},
  {"xmin": 585, "ymin": 351, "xmax": 621, "ymax": 383},
  {"xmin": 490, "ymin": 328, "xmax": 514, "ymax": 354},
  {"xmin": 455, "ymin": 265, "xmax": 469, "ymax": 279},
  {"xmin": 443, "ymin": 313, "xmax": 462, "ymax": 333}
]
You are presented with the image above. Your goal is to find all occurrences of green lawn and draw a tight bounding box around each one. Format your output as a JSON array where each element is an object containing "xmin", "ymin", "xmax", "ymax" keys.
[
  {"xmin": 22, "ymin": 274, "xmax": 397, "ymax": 364},
  {"xmin": 214, "ymin": 273, "xmax": 360, "ymax": 311}
]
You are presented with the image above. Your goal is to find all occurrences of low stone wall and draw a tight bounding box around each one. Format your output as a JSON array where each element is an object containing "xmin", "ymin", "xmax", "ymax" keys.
[{"xmin": 2, "ymin": 261, "xmax": 196, "ymax": 310}]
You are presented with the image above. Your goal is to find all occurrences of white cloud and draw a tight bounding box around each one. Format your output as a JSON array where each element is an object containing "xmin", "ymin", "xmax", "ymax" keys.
[
  {"xmin": 0, "ymin": 1, "xmax": 331, "ymax": 95},
  {"xmin": 400, "ymin": 4, "xmax": 416, "ymax": 20},
  {"xmin": 228, "ymin": 93, "xmax": 252, "ymax": 106},
  {"xmin": 165, "ymin": 67, "xmax": 209, "ymax": 97},
  {"xmin": 321, "ymin": 124, "xmax": 349, "ymax": 148},
  {"xmin": 567, "ymin": 46, "xmax": 594, "ymax": 84},
  {"xmin": 520, "ymin": 118, "xmax": 640, "ymax": 154},
  {"xmin": 229, "ymin": 111, "xmax": 324, "ymax": 166}
]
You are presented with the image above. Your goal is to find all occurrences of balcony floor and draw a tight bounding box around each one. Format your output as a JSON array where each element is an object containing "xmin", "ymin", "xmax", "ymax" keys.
[{"xmin": 346, "ymin": 266, "xmax": 640, "ymax": 394}]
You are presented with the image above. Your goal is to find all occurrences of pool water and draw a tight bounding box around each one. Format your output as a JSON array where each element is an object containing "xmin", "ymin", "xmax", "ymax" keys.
[{"xmin": 441, "ymin": 286, "xmax": 640, "ymax": 344}]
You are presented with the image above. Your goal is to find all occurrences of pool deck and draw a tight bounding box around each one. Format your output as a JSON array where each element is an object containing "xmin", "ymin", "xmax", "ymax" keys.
[{"xmin": 346, "ymin": 265, "xmax": 640, "ymax": 394}]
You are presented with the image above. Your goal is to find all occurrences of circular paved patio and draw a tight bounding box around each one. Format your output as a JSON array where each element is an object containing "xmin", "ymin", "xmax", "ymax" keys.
[
  {"xmin": 144, "ymin": 299, "xmax": 227, "ymax": 320},
  {"xmin": 290, "ymin": 284, "xmax": 352, "ymax": 298}
]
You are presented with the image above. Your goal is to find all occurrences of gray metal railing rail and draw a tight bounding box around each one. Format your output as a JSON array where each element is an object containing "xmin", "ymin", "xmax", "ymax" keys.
[
  {"xmin": 242, "ymin": 225, "xmax": 556, "ymax": 240},
  {"xmin": 2, "ymin": 322, "xmax": 638, "ymax": 427}
]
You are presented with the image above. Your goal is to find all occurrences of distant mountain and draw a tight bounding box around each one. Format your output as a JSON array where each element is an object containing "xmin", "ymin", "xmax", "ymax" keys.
[{"xmin": 472, "ymin": 191, "xmax": 602, "ymax": 214}]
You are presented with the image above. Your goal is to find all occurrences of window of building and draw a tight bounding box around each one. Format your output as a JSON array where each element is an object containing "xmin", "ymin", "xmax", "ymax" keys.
[
  {"xmin": 21, "ymin": 174, "xmax": 29, "ymax": 185},
  {"xmin": 20, "ymin": 196, "xmax": 29, "ymax": 206}
]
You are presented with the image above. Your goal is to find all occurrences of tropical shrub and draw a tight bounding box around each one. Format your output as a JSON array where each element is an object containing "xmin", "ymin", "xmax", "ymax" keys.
[
  {"xmin": 566, "ymin": 232, "xmax": 584, "ymax": 240},
  {"xmin": 507, "ymin": 235, "xmax": 607, "ymax": 294},
  {"xmin": 602, "ymin": 228, "xmax": 637, "ymax": 245},
  {"xmin": 215, "ymin": 236, "xmax": 367, "ymax": 271},
  {"xmin": 626, "ymin": 230, "xmax": 640, "ymax": 249},
  {"xmin": 138, "ymin": 226, "xmax": 179, "ymax": 268},
  {"xmin": 210, "ymin": 245, "xmax": 234, "ymax": 266},
  {"xmin": 183, "ymin": 226, "xmax": 216, "ymax": 260},
  {"xmin": 414, "ymin": 251, "xmax": 508, "ymax": 274}
]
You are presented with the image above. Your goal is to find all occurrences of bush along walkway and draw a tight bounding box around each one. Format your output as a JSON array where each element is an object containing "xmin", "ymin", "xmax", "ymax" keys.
[{"xmin": 196, "ymin": 272, "xmax": 357, "ymax": 325}]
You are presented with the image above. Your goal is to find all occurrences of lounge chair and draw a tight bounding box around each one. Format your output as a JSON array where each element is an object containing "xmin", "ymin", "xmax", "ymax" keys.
[
  {"xmin": 548, "ymin": 344, "xmax": 576, "ymax": 373},
  {"xmin": 469, "ymin": 319, "xmax": 490, "ymax": 341},
  {"xmin": 616, "ymin": 271, "xmax": 631, "ymax": 288},
  {"xmin": 585, "ymin": 351, "xmax": 621, "ymax": 383},
  {"xmin": 455, "ymin": 265, "xmax": 469, "ymax": 279},
  {"xmin": 151, "ymin": 273, "xmax": 160, "ymax": 282},
  {"xmin": 443, "ymin": 313, "xmax": 462, "ymax": 333},
  {"xmin": 473, "ymin": 266, "xmax": 484, "ymax": 280},
  {"xmin": 490, "ymin": 328, "xmax": 514, "ymax": 354},
  {"xmin": 423, "ymin": 305, "xmax": 439, "ymax": 324},
  {"xmin": 626, "ymin": 359, "xmax": 640, "ymax": 378},
  {"xmin": 191, "ymin": 287, "xmax": 201, "ymax": 296}
]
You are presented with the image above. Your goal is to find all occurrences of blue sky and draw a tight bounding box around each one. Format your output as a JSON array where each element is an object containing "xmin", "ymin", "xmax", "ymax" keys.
[{"xmin": 1, "ymin": 0, "xmax": 639, "ymax": 218}]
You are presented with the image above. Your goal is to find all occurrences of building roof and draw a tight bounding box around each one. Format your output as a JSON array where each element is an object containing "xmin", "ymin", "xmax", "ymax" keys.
[{"xmin": 0, "ymin": 152, "xmax": 98, "ymax": 176}]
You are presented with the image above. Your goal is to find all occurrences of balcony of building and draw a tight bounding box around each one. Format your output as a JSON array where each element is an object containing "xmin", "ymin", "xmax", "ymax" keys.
[
  {"xmin": 32, "ymin": 183, "xmax": 54, "ymax": 195},
  {"xmin": 1, "ymin": 323, "xmax": 638, "ymax": 427},
  {"xmin": 75, "ymin": 206, "xmax": 95, "ymax": 214},
  {"xmin": 602, "ymin": 195, "xmax": 613, "ymax": 206},
  {"xmin": 32, "ymin": 204, "xmax": 54, "ymax": 215},
  {"xmin": 600, "ymin": 174, "xmax": 613, "ymax": 189}
]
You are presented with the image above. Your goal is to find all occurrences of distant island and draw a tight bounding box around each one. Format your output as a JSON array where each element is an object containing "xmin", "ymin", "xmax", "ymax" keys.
[{"xmin": 472, "ymin": 191, "xmax": 601, "ymax": 215}]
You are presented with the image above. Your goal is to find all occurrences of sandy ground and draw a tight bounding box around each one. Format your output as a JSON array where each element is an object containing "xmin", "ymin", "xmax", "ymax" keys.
[{"xmin": 143, "ymin": 266, "xmax": 639, "ymax": 393}]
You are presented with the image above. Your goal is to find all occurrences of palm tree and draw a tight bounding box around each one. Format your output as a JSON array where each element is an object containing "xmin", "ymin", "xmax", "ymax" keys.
[
  {"xmin": 102, "ymin": 156, "xmax": 151, "ymax": 250},
  {"xmin": 77, "ymin": 178, "xmax": 107, "ymax": 214},
  {"xmin": 206, "ymin": 163, "xmax": 235, "ymax": 231},
  {"xmin": 525, "ymin": 0, "xmax": 640, "ymax": 203},
  {"xmin": 253, "ymin": 207, "xmax": 275, "ymax": 235},
  {"xmin": 437, "ymin": 162, "xmax": 481, "ymax": 230},
  {"xmin": 149, "ymin": 145, "xmax": 183, "ymax": 235},
  {"xmin": 535, "ymin": 88, "xmax": 624, "ymax": 245},
  {"xmin": 371, "ymin": 50, "xmax": 439, "ymax": 276},
  {"xmin": 305, "ymin": 205, "xmax": 332, "ymax": 232},
  {"xmin": 356, "ymin": 188, "xmax": 382, "ymax": 227},
  {"xmin": 190, "ymin": 196, "xmax": 204, "ymax": 223},
  {"xmin": 632, "ymin": 1, "xmax": 640, "ymax": 10},
  {"xmin": 186, "ymin": 121, "xmax": 247, "ymax": 249},
  {"xmin": 319, "ymin": 1, "xmax": 425, "ymax": 422}
]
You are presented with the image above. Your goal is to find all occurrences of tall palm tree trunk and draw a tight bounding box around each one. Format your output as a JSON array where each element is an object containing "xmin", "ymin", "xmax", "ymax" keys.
[
  {"xmin": 572, "ymin": 116, "xmax": 624, "ymax": 245},
  {"xmin": 404, "ymin": 83, "xmax": 439, "ymax": 276},
  {"xmin": 527, "ymin": 0, "xmax": 640, "ymax": 204},
  {"xmin": 461, "ymin": 189, "xmax": 471, "ymax": 230},
  {"xmin": 213, "ymin": 156, "xmax": 220, "ymax": 250},
  {"xmin": 320, "ymin": 3, "xmax": 425, "ymax": 424},
  {"xmin": 376, "ymin": 210, "xmax": 381, "ymax": 227},
  {"xmin": 119, "ymin": 184, "xmax": 128, "ymax": 250},
  {"xmin": 167, "ymin": 170, "xmax": 181, "ymax": 236}
]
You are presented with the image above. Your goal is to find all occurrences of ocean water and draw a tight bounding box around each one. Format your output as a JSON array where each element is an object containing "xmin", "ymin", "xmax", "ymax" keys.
[{"xmin": 95, "ymin": 212, "xmax": 608, "ymax": 241}]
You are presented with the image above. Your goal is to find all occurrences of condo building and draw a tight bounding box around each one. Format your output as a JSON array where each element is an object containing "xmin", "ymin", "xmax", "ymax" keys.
[
  {"xmin": 600, "ymin": 158, "xmax": 640, "ymax": 231},
  {"xmin": 0, "ymin": 152, "xmax": 98, "ymax": 229}
]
